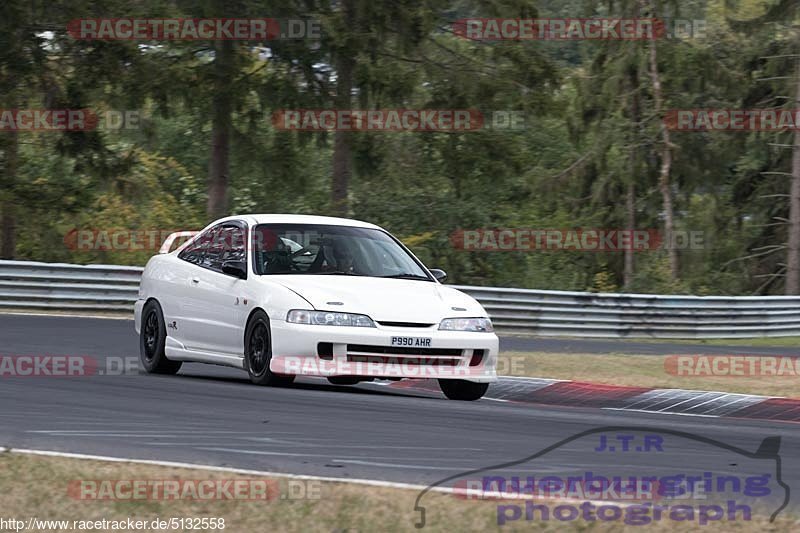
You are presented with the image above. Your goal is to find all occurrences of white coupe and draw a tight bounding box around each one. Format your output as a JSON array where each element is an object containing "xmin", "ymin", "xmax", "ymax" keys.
[{"xmin": 134, "ymin": 214, "xmax": 498, "ymax": 400}]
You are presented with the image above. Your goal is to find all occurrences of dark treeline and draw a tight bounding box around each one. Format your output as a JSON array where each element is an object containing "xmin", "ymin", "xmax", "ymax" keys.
[{"xmin": 1, "ymin": 0, "xmax": 799, "ymax": 295}]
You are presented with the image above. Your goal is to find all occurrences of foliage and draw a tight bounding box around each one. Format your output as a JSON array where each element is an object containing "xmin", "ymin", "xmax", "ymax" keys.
[{"xmin": 1, "ymin": 0, "xmax": 799, "ymax": 296}]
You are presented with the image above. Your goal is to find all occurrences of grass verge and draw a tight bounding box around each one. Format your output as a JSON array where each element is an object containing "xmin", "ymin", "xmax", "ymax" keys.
[
  {"xmin": 0, "ymin": 452, "xmax": 796, "ymax": 532},
  {"xmin": 497, "ymin": 352, "xmax": 798, "ymax": 398}
]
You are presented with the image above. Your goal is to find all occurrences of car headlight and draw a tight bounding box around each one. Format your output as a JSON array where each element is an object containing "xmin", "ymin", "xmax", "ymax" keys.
[
  {"xmin": 438, "ymin": 317, "xmax": 494, "ymax": 332},
  {"xmin": 286, "ymin": 310, "xmax": 376, "ymax": 327}
]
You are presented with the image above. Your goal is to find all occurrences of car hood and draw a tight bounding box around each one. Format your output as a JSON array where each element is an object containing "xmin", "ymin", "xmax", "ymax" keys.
[{"xmin": 270, "ymin": 275, "xmax": 484, "ymax": 323}]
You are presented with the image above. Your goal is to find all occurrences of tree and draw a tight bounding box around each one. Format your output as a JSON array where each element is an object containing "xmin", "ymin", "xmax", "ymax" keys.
[
  {"xmin": 725, "ymin": 0, "xmax": 800, "ymax": 293},
  {"xmin": 790, "ymin": 57, "xmax": 800, "ymax": 293},
  {"xmin": 0, "ymin": 2, "xmax": 44, "ymax": 258},
  {"xmin": 317, "ymin": 0, "xmax": 449, "ymax": 216}
]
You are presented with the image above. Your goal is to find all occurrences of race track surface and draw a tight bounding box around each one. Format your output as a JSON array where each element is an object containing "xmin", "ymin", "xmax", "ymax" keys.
[{"xmin": 1, "ymin": 314, "xmax": 798, "ymax": 517}]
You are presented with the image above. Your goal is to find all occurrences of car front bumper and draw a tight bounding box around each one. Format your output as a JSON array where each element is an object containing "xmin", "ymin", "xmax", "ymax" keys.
[{"xmin": 269, "ymin": 320, "xmax": 499, "ymax": 383}]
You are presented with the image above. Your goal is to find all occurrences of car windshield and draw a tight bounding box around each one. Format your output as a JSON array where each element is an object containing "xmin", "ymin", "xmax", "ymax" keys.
[{"xmin": 252, "ymin": 224, "xmax": 431, "ymax": 280}]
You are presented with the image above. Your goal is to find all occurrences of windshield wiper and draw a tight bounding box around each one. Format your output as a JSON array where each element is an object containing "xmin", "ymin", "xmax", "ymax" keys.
[{"xmin": 379, "ymin": 273, "xmax": 431, "ymax": 280}]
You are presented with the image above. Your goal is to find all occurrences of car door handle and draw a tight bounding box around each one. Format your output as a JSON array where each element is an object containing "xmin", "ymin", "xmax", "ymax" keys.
[{"xmin": 191, "ymin": 277, "xmax": 200, "ymax": 284}]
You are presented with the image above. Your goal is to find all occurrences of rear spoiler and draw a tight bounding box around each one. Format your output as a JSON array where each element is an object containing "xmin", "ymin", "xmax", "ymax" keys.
[{"xmin": 159, "ymin": 231, "xmax": 199, "ymax": 254}]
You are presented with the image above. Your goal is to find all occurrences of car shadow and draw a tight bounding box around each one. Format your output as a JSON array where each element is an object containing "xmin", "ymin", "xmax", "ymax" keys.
[{"xmin": 166, "ymin": 370, "xmax": 441, "ymax": 400}]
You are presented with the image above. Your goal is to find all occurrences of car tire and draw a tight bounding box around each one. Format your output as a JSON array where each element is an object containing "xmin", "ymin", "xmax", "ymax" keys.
[
  {"xmin": 438, "ymin": 379, "xmax": 489, "ymax": 401},
  {"xmin": 327, "ymin": 377, "xmax": 361, "ymax": 386},
  {"xmin": 244, "ymin": 310, "xmax": 295, "ymax": 386},
  {"xmin": 139, "ymin": 300, "xmax": 182, "ymax": 375}
]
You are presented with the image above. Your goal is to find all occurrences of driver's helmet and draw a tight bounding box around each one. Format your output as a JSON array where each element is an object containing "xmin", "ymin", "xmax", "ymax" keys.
[{"xmin": 331, "ymin": 241, "xmax": 355, "ymax": 272}]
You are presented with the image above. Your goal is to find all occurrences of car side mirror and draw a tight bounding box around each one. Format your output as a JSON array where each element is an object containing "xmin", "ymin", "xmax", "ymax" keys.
[
  {"xmin": 429, "ymin": 269, "xmax": 447, "ymax": 282},
  {"xmin": 222, "ymin": 261, "xmax": 248, "ymax": 279}
]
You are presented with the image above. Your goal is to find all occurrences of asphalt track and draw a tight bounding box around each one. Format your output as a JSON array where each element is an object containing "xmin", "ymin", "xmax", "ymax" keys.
[{"xmin": 1, "ymin": 314, "xmax": 799, "ymax": 518}]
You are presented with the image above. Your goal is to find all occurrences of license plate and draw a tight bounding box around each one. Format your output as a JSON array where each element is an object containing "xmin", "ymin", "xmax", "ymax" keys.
[{"xmin": 391, "ymin": 336, "xmax": 432, "ymax": 348}]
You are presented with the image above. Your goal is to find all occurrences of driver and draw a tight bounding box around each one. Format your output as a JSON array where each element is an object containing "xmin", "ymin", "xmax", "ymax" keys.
[
  {"xmin": 263, "ymin": 239, "xmax": 294, "ymax": 274},
  {"xmin": 332, "ymin": 243, "xmax": 356, "ymax": 274}
]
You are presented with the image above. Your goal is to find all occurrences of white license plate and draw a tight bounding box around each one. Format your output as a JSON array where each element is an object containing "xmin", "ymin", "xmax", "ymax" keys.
[{"xmin": 390, "ymin": 336, "xmax": 432, "ymax": 348}]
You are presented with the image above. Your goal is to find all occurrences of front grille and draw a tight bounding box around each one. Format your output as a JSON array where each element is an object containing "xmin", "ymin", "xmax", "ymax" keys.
[
  {"xmin": 376, "ymin": 321, "xmax": 435, "ymax": 328},
  {"xmin": 347, "ymin": 355, "xmax": 459, "ymax": 366},
  {"xmin": 346, "ymin": 344, "xmax": 463, "ymax": 357}
]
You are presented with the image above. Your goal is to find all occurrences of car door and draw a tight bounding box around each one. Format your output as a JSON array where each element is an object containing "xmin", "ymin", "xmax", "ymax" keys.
[
  {"xmin": 183, "ymin": 222, "xmax": 249, "ymax": 356},
  {"xmin": 167, "ymin": 226, "xmax": 216, "ymax": 349}
]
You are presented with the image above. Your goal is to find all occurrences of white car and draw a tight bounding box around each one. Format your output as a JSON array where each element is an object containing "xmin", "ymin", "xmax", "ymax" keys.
[{"xmin": 134, "ymin": 214, "xmax": 498, "ymax": 400}]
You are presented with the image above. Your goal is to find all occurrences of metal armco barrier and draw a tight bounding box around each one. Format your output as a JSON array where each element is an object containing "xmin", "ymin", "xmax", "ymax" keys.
[
  {"xmin": 3, "ymin": 260, "xmax": 800, "ymax": 338},
  {"xmin": 453, "ymin": 285, "xmax": 800, "ymax": 338},
  {"xmin": 0, "ymin": 260, "xmax": 141, "ymax": 313}
]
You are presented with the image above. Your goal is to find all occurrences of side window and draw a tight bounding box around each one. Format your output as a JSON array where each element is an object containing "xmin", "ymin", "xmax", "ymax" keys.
[
  {"xmin": 202, "ymin": 224, "xmax": 247, "ymax": 274},
  {"xmin": 221, "ymin": 225, "xmax": 247, "ymax": 265},
  {"xmin": 203, "ymin": 227, "xmax": 227, "ymax": 272},
  {"xmin": 178, "ymin": 227, "xmax": 215, "ymax": 265},
  {"xmin": 178, "ymin": 223, "xmax": 246, "ymax": 275}
]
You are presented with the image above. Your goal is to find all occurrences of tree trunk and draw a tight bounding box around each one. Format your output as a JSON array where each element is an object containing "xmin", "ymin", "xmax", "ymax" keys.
[
  {"xmin": 207, "ymin": 39, "xmax": 234, "ymax": 220},
  {"xmin": 647, "ymin": 30, "xmax": 678, "ymax": 281},
  {"xmin": 624, "ymin": 182, "xmax": 636, "ymax": 288},
  {"xmin": 1, "ymin": 129, "xmax": 18, "ymax": 259},
  {"xmin": 785, "ymin": 58, "xmax": 800, "ymax": 294},
  {"xmin": 624, "ymin": 51, "xmax": 641, "ymax": 290},
  {"xmin": 331, "ymin": 0, "xmax": 355, "ymax": 217}
]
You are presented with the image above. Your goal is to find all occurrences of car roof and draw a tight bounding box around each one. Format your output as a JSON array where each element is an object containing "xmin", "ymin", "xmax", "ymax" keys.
[{"xmin": 212, "ymin": 214, "xmax": 383, "ymax": 230}]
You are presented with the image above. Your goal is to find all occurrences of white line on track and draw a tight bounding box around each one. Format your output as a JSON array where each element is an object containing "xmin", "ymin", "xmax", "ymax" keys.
[
  {"xmin": 27, "ymin": 430, "xmax": 261, "ymax": 434},
  {"xmin": 4, "ymin": 448, "xmax": 453, "ymax": 494},
  {"xmin": 1, "ymin": 446, "xmax": 648, "ymax": 510},
  {"xmin": 143, "ymin": 442, "xmax": 487, "ymax": 451},
  {"xmin": 236, "ymin": 441, "xmax": 486, "ymax": 450}
]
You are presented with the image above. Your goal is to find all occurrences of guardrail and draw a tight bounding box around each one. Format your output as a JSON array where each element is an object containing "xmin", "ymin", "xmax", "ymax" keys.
[
  {"xmin": 0, "ymin": 260, "xmax": 141, "ymax": 313},
  {"xmin": 2, "ymin": 259, "xmax": 800, "ymax": 338},
  {"xmin": 452, "ymin": 285, "xmax": 800, "ymax": 338}
]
